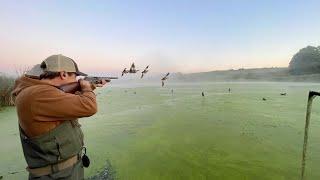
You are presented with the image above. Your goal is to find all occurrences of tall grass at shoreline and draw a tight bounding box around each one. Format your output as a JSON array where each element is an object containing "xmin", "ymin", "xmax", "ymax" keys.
[{"xmin": 0, "ymin": 74, "xmax": 15, "ymax": 107}]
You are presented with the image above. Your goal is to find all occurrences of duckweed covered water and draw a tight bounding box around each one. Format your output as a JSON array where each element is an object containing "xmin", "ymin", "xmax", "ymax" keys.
[{"xmin": 1, "ymin": 82, "xmax": 320, "ymax": 179}]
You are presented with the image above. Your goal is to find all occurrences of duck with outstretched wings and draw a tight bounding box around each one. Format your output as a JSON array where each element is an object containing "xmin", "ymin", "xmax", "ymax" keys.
[
  {"xmin": 161, "ymin": 72, "xmax": 170, "ymax": 87},
  {"xmin": 129, "ymin": 63, "xmax": 139, "ymax": 73},
  {"xmin": 141, "ymin": 65, "xmax": 149, "ymax": 78},
  {"xmin": 121, "ymin": 68, "xmax": 129, "ymax": 76}
]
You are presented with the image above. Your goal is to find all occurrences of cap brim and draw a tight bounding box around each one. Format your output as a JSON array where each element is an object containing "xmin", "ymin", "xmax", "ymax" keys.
[
  {"xmin": 26, "ymin": 64, "xmax": 87, "ymax": 77},
  {"xmin": 25, "ymin": 64, "xmax": 44, "ymax": 78},
  {"xmin": 76, "ymin": 71, "xmax": 87, "ymax": 76}
]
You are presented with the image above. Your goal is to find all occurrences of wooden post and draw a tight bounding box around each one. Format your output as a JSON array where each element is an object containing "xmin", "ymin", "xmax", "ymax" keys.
[{"xmin": 300, "ymin": 91, "xmax": 320, "ymax": 180}]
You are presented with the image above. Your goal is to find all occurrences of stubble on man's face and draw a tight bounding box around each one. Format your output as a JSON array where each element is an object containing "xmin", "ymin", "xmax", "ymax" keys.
[{"xmin": 65, "ymin": 73, "xmax": 77, "ymax": 84}]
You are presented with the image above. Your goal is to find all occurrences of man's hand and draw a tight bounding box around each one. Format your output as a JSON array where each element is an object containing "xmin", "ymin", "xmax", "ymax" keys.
[
  {"xmin": 79, "ymin": 79, "xmax": 108, "ymax": 92},
  {"xmin": 95, "ymin": 79, "xmax": 108, "ymax": 87},
  {"xmin": 79, "ymin": 79, "xmax": 95, "ymax": 91}
]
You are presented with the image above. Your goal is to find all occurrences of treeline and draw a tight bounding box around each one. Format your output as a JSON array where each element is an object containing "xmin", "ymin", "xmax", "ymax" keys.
[
  {"xmin": 172, "ymin": 45, "xmax": 320, "ymax": 82},
  {"xmin": 171, "ymin": 67, "xmax": 320, "ymax": 82},
  {"xmin": 0, "ymin": 74, "xmax": 15, "ymax": 108}
]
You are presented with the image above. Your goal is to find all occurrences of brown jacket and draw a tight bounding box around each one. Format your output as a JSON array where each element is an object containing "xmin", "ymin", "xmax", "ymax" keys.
[{"xmin": 13, "ymin": 76, "xmax": 97, "ymax": 138}]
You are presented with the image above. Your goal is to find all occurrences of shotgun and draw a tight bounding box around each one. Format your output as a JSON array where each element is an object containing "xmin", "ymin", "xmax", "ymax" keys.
[{"xmin": 57, "ymin": 76, "xmax": 118, "ymax": 94}]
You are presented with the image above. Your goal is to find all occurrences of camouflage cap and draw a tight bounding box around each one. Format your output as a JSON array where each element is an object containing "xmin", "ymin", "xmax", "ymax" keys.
[{"xmin": 26, "ymin": 54, "xmax": 87, "ymax": 77}]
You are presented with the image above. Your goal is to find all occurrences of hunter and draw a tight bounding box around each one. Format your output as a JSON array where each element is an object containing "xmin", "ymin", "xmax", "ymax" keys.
[{"xmin": 12, "ymin": 54, "xmax": 106, "ymax": 179}]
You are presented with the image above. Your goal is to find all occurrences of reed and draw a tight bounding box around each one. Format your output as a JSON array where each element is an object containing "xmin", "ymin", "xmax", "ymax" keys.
[{"xmin": 0, "ymin": 74, "xmax": 15, "ymax": 107}]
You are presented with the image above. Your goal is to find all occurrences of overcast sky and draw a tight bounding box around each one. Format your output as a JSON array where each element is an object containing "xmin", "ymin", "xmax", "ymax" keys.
[{"xmin": 1, "ymin": 0, "xmax": 320, "ymax": 75}]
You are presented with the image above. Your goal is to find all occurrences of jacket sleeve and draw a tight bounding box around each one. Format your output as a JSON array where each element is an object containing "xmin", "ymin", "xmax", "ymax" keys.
[{"xmin": 31, "ymin": 86, "xmax": 97, "ymax": 121}]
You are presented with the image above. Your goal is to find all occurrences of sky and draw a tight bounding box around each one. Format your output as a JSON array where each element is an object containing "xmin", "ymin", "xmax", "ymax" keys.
[{"xmin": 0, "ymin": 0, "xmax": 320, "ymax": 76}]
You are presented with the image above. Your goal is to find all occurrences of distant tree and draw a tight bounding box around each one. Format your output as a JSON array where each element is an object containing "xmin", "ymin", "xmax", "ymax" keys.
[{"xmin": 289, "ymin": 46, "xmax": 320, "ymax": 75}]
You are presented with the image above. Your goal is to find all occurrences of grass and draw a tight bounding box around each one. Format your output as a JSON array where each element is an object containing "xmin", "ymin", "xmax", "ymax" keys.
[
  {"xmin": 0, "ymin": 74, "xmax": 15, "ymax": 107},
  {"xmin": 1, "ymin": 82, "xmax": 320, "ymax": 179}
]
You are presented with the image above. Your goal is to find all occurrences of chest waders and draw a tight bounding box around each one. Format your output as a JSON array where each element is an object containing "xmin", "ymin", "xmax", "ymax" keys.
[{"xmin": 19, "ymin": 120, "xmax": 84, "ymax": 177}]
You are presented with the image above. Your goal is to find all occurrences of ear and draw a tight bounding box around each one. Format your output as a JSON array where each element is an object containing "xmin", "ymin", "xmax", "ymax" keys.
[{"xmin": 60, "ymin": 71, "xmax": 67, "ymax": 80}]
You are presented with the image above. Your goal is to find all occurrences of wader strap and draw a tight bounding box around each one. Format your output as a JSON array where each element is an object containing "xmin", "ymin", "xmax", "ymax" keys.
[
  {"xmin": 26, "ymin": 155, "xmax": 79, "ymax": 177},
  {"xmin": 19, "ymin": 126, "xmax": 29, "ymax": 140}
]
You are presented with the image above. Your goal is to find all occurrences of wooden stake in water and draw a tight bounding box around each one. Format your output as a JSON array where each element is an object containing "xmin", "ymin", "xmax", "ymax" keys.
[{"xmin": 301, "ymin": 91, "xmax": 320, "ymax": 180}]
